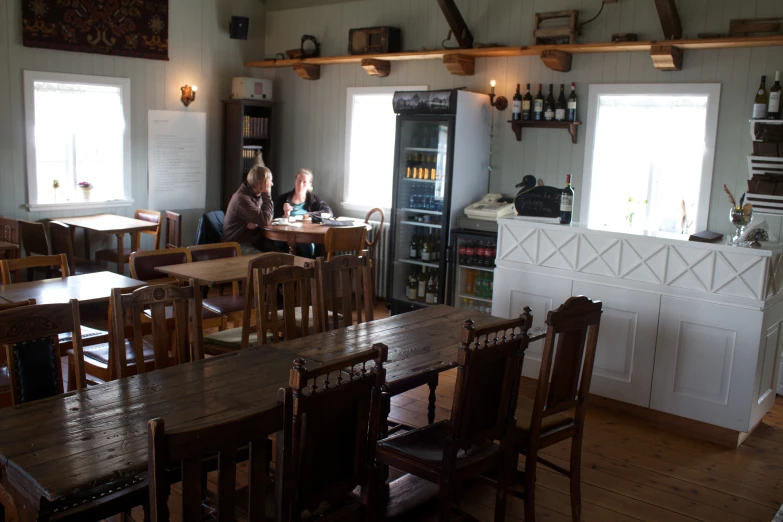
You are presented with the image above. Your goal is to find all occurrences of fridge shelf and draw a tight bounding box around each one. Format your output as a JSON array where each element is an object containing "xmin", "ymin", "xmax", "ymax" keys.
[
  {"xmin": 401, "ymin": 178, "xmax": 440, "ymax": 184},
  {"xmin": 400, "ymin": 220, "xmax": 442, "ymax": 229},
  {"xmin": 458, "ymin": 264, "xmax": 495, "ymax": 272},
  {"xmin": 405, "ymin": 147, "xmax": 443, "ymax": 153},
  {"xmin": 396, "ymin": 259, "xmax": 440, "ymax": 269},
  {"xmin": 457, "ymin": 293, "xmax": 492, "ymax": 303},
  {"xmin": 399, "ymin": 208, "xmax": 443, "ymax": 215}
]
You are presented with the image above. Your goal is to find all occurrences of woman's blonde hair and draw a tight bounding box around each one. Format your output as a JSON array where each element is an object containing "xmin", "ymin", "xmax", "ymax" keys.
[{"xmin": 296, "ymin": 168, "xmax": 314, "ymax": 185}]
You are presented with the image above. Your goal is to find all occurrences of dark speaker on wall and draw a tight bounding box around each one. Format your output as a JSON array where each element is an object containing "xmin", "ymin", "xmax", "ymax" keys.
[{"xmin": 230, "ymin": 16, "xmax": 249, "ymax": 40}]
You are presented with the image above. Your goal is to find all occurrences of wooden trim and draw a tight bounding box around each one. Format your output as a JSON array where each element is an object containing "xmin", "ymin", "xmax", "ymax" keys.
[
  {"xmin": 360, "ymin": 59, "xmax": 391, "ymax": 77},
  {"xmin": 540, "ymin": 50, "xmax": 572, "ymax": 72},
  {"xmin": 292, "ymin": 63, "xmax": 320, "ymax": 80},
  {"xmin": 245, "ymin": 35, "xmax": 783, "ymax": 70},
  {"xmin": 442, "ymin": 54, "xmax": 474, "ymax": 76},
  {"xmin": 650, "ymin": 45, "xmax": 683, "ymax": 71}
]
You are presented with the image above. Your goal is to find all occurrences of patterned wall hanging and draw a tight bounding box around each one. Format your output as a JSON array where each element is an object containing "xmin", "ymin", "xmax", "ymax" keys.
[{"xmin": 22, "ymin": 0, "xmax": 169, "ymax": 61}]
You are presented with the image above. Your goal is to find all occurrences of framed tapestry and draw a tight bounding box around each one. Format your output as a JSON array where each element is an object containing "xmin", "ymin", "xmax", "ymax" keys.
[{"xmin": 22, "ymin": 0, "xmax": 169, "ymax": 61}]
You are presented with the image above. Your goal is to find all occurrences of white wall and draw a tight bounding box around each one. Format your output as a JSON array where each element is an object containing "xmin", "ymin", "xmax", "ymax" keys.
[
  {"xmin": 259, "ymin": 0, "xmax": 783, "ymax": 237},
  {"xmin": 0, "ymin": 0, "xmax": 266, "ymax": 248}
]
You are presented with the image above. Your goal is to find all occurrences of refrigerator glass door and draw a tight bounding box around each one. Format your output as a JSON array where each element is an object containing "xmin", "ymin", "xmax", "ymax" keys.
[
  {"xmin": 391, "ymin": 118, "xmax": 450, "ymax": 306},
  {"xmin": 452, "ymin": 234, "xmax": 496, "ymax": 314}
]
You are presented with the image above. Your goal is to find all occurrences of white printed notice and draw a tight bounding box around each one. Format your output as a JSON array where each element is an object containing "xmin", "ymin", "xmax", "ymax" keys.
[{"xmin": 148, "ymin": 110, "xmax": 207, "ymax": 210}]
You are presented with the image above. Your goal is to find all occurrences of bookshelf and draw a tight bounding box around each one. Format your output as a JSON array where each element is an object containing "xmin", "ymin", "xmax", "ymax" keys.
[{"xmin": 222, "ymin": 99, "xmax": 275, "ymax": 210}]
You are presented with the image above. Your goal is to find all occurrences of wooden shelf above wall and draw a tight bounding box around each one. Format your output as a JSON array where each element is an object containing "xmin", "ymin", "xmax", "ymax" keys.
[
  {"xmin": 246, "ymin": 35, "xmax": 783, "ymax": 78},
  {"xmin": 510, "ymin": 120, "xmax": 582, "ymax": 144}
]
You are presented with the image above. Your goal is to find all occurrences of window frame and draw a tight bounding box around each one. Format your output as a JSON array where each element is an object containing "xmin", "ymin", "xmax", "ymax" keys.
[
  {"xmin": 342, "ymin": 85, "xmax": 426, "ymax": 215},
  {"xmin": 579, "ymin": 83, "xmax": 721, "ymax": 233},
  {"xmin": 23, "ymin": 70, "xmax": 133, "ymax": 211}
]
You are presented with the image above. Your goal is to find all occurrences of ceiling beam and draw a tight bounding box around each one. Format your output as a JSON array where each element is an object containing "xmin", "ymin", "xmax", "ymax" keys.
[
  {"xmin": 653, "ymin": 0, "xmax": 683, "ymax": 40},
  {"xmin": 437, "ymin": 0, "xmax": 474, "ymax": 49}
]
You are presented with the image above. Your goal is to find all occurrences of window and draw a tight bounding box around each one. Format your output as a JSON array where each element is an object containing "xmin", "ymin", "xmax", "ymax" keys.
[
  {"xmin": 343, "ymin": 85, "xmax": 426, "ymax": 212},
  {"xmin": 23, "ymin": 71, "xmax": 132, "ymax": 209},
  {"xmin": 581, "ymin": 84, "xmax": 720, "ymax": 235}
]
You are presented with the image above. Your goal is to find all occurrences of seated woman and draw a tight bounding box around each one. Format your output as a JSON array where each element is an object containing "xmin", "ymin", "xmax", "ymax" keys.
[{"xmin": 274, "ymin": 168, "xmax": 333, "ymax": 257}]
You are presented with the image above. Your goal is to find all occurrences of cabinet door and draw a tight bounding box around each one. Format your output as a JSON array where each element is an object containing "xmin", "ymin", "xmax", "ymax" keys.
[
  {"xmin": 492, "ymin": 269, "xmax": 572, "ymax": 378},
  {"xmin": 573, "ymin": 282, "xmax": 660, "ymax": 407},
  {"xmin": 651, "ymin": 296, "xmax": 762, "ymax": 432}
]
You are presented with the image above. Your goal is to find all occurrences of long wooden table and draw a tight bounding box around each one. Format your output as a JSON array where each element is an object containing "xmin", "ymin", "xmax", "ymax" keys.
[
  {"xmin": 0, "ymin": 306, "xmax": 542, "ymax": 520},
  {"xmin": 0, "ymin": 272, "xmax": 146, "ymax": 305},
  {"xmin": 155, "ymin": 254, "xmax": 311, "ymax": 286}
]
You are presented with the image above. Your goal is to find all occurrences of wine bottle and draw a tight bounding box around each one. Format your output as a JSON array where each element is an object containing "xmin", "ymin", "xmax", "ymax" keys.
[
  {"xmin": 417, "ymin": 268, "xmax": 427, "ymax": 302},
  {"xmin": 409, "ymin": 232, "xmax": 419, "ymax": 259},
  {"xmin": 567, "ymin": 82, "xmax": 578, "ymax": 122},
  {"xmin": 555, "ymin": 84, "xmax": 567, "ymax": 121},
  {"xmin": 425, "ymin": 271, "xmax": 437, "ymax": 304},
  {"xmin": 754, "ymin": 75, "xmax": 768, "ymax": 120},
  {"xmin": 560, "ymin": 174, "xmax": 574, "ymax": 225},
  {"xmin": 770, "ymin": 71, "xmax": 782, "ymax": 120},
  {"xmin": 522, "ymin": 83, "xmax": 533, "ymax": 121},
  {"xmin": 533, "ymin": 84, "xmax": 544, "ymax": 121},
  {"xmin": 512, "ymin": 84, "xmax": 522, "ymax": 121},
  {"xmin": 406, "ymin": 270, "xmax": 418, "ymax": 301},
  {"xmin": 544, "ymin": 84, "xmax": 556, "ymax": 121}
]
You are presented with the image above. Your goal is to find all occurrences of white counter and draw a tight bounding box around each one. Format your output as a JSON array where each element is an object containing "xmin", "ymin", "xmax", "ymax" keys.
[{"xmin": 492, "ymin": 216, "xmax": 783, "ymax": 434}]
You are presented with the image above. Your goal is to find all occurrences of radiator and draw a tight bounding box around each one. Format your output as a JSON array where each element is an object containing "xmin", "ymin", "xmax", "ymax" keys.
[{"xmin": 367, "ymin": 220, "xmax": 391, "ymax": 298}]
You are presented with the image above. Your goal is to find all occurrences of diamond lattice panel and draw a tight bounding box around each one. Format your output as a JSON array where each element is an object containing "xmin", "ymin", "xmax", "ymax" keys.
[
  {"xmin": 538, "ymin": 229, "xmax": 578, "ymax": 270},
  {"xmin": 619, "ymin": 240, "xmax": 666, "ymax": 284},
  {"xmin": 577, "ymin": 235, "xmax": 620, "ymax": 277},
  {"xmin": 665, "ymin": 246, "xmax": 714, "ymax": 292}
]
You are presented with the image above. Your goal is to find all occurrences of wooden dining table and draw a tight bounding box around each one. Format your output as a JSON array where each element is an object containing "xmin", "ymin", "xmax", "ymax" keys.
[
  {"xmin": 0, "ymin": 305, "xmax": 544, "ymax": 520},
  {"xmin": 262, "ymin": 221, "xmax": 367, "ymax": 254},
  {"xmin": 155, "ymin": 254, "xmax": 312, "ymax": 286},
  {"xmin": 53, "ymin": 214, "xmax": 159, "ymax": 275},
  {"xmin": 0, "ymin": 271, "xmax": 146, "ymax": 305}
]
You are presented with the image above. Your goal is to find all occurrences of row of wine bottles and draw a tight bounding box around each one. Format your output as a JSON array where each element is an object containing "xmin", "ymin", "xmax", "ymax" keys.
[
  {"xmin": 406, "ymin": 267, "xmax": 440, "ymax": 305},
  {"xmin": 754, "ymin": 72, "xmax": 783, "ymax": 120},
  {"xmin": 512, "ymin": 83, "xmax": 578, "ymax": 122}
]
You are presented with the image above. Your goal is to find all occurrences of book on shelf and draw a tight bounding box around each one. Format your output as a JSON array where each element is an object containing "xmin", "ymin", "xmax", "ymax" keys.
[
  {"xmin": 242, "ymin": 115, "xmax": 270, "ymax": 138},
  {"xmin": 242, "ymin": 149, "xmax": 264, "ymax": 174}
]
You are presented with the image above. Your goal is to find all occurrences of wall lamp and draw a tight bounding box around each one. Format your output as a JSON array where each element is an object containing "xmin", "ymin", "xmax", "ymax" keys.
[
  {"xmin": 181, "ymin": 85, "xmax": 198, "ymax": 107},
  {"xmin": 488, "ymin": 80, "xmax": 507, "ymax": 110}
]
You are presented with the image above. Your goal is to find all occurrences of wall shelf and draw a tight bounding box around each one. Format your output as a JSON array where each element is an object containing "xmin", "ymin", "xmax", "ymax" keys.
[
  {"xmin": 509, "ymin": 120, "xmax": 582, "ymax": 144},
  {"xmin": 246, "ymin": 35, "xmax": 783, "ymax": 79}
]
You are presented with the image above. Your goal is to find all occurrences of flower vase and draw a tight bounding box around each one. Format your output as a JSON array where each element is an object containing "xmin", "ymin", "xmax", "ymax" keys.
[{"xmin": 81, "ymin": 187, "xmax": 92, "ymax": 201}]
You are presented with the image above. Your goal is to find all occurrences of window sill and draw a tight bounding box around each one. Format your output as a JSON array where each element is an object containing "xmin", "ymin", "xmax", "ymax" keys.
[
  {"xmin": 26, "ymin": 199, "xmax": 134, "ymax": 212},
  {"xmin": 341, "ymin": 201, "xmax": 392, "ymax": 217}
]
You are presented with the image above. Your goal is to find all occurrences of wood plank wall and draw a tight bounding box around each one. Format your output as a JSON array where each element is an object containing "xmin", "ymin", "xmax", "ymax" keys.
[
  {"xmin": 259, "ymin": 0, "xmax": 783, "ymax": 237},
  {"xmin": 0, "ymin": 0, "xmax": 266, "ymax": 250}
]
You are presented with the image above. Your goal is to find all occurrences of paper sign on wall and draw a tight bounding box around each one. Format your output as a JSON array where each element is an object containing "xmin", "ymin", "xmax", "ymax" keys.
[{"xmin": 148, "ymin": 110, "xmax": 207, "ymax": 210}]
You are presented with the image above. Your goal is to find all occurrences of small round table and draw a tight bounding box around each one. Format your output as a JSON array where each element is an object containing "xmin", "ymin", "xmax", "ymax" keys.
[{"xmin": 262, "ymin": 222, "xmax": 369, "ymax": 255}]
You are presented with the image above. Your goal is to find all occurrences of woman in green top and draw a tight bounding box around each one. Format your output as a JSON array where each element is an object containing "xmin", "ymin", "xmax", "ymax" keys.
[{"xmin": 273, "ymin": 169, "xmax": 334, "ymax": 256}]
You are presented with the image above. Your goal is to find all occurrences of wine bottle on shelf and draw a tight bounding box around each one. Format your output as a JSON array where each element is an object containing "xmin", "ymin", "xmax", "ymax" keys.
[
  {"xmin": 544, "ymin": 84, "xmax": 556, "ymax": 121},
  {"xmin": 522, "ymin": 84, "xmax": 533, "ymax": 121},
  {"xmin": 512, "ymin": 84, "xmax": 523, "ymax": 121},
  {"xmin": 770, "ymin": 72, "xmax": 782, "ymax": 120},
  {"xmin": 560, "ymin": 174, "xmax": 574, "ymax": 225},
  {"xmin": 425, "ymin": 271, "xmax": 437, "ymax": 304},
  {"xmin": 534, "ymin": 84, "xmax": 544, "ymax": 121},
  {"xmin": 555, "ymin": 84, "xmax": 567, "ymax": 121},
  {"xmin": 420, "ymin": 236, "xmax": 432, "ymax": 262},
  {"xmin": 407, "ymin": 270, "xmax": 418, "ymax": 301},
  {"xmin": 753, "ymin": 75, "xmax": 769, "ymax": 120},
  {"xmin": 409, "ymin": 233, "xmax": 419, "ymax": 259},
  {"xmin": 567, "ymin": 82, "xmax": 578, "ymax": 122},
  {"xmin": 417, "ymin": 268, "xmax": 428, "ymax": 302}
]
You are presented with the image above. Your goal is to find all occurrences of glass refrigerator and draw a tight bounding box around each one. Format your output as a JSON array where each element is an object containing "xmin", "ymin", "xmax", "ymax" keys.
[
  {"xmin": 387, "ymin": 89, "xmax": 491, "ymax": 316},
  {"xmin": 447, "ymin": 223, "xmax": 498, "ymax": 315}
]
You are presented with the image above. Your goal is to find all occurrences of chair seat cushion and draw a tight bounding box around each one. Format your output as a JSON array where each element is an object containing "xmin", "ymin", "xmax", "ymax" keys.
[
  {"xmin": 514, "ymin": 397, "xmax": 574, "ymax": 441},
  {"xmin": 202, "ymin": 295, "xmax": 246, "ymax": 315},
  {"xmin": 143, "ymin": 305, "xmax": 222, "ymax": 321},
  {"xmin": 81, "ymin": 339, "xmax": 156, "ymax": 366},
  {"xmin": 376, "ymin": 420, "xmax": 499, "ymax": 473},
  {"xmin": 59, "ymin": 326, "xmax": 108, "ymax": 345},
  {"xmin": 204, "ymin": 327, "xmax": 273, "ymax": 350}
]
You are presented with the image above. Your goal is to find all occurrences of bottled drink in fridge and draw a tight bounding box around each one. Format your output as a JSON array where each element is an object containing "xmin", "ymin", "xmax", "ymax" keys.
[
  {"xmin": 409, "ymin": 233, "xmax": 419, "ymax": 259},
  {"xmin": 465, "ymin": 269, "xmax": 475, "ymax": 295},
  {"xmin": 464, "ymin": 242, "xmax": 475, "ymax": 266},
  {"xmin": 407, "ymin": 270, "xmax": 418, "ymax": 301},
  {"xmin": 417, "ymin": 268, "xmax": 427, "ymax": 302},
  {"xmin": 560, "ymin": 174, "xmax": 574, "ymax": 225},
  {"xmin": 425, "ymin": 271, "xmax": 437, "ymax": 304}
]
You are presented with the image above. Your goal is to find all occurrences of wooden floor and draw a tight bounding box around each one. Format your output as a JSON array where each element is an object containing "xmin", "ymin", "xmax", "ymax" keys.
[{"xmin": 7, "ymin": 301, "xmax": 783, "ymax": 521}]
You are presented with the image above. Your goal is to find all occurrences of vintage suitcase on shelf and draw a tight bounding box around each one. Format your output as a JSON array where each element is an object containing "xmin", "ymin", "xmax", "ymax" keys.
[{"xmin": 348, "ymin": 26, "xmax": 402, "ymax": 55}]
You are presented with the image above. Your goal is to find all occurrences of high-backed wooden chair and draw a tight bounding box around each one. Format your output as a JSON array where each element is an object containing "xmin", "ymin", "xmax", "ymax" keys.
[
  {"xmin": 363, "ymin": 208, "xmax": 384, "ymax": 302},
  {"xmin": 148, "ymin": 402, "xmax": 284, "ymax": 522},
  {"xmin": 110, "ymin": 281, "xmax": 204, "ymax": 378},
  {"xmin": 0, "ymin": 217, "xmax": 20, "ymax": 260},
  {"xmin": 324, "ymin": 226, "xmax": 367, "ymax": 261},
  {"xmin": 375, "ymin": 313, "xmax": 533, "ymax": 521},
  {"xmin": 279, "ymin": 345, "xmax": 387, "ymax": 522},
  {"xmin": 513, "ymin": 296, "xmax": 602, "ymax": 522},
  {"xmin": 0, "ymin": 300, "xmax": 35, "ymax": 408},
  {"xmin": 314, "ymin": 254, "xmax": 373, "ymax": 332},
  {"xmin": 0, "ymin": 254, "xmax": 69, "ymax": 284},
  {"xmin": 96, "ymin": 209, "xmax": 162, "ymax": 268},
  {"xmin": 0, "ymin": 299, "xmax": 87, "ymax": 405},
  {"xmin": 254, "ymin": 265, "xmax": 316, "ymax": 344},
  {"xmin": 203, "ymin": 252, "xmax": 296, "ymax": 353},
  {"xmin": 164, "ymin": 211, "xmax": 182, "ymax": 249},
  {"xmin": 49, "ymin": 221, "xmax": 104, "ymax": 276},
  {"xmin": 189, "ymin": 243, "xmax": 245, "ymax": 322},
  {"xmin": 18, "ymin": 220, "xmax": 52, "ymax": 280},
  {"xmin": 129, "ymin": 248, "xmax": 189, "ymax": 284}
]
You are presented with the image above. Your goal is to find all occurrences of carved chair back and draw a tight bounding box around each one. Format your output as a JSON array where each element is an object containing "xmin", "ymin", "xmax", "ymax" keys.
[
  {"xmin": 0, "ymin": 254, "xmax": 69, "ymax": 284},
  {"xmin": 240, "ymin": 252, "xmax": 296, "ymax": 349},
  {"xmin": 314, "ymin": 254, "xmax": 373, "ymax": 332},
  {"xmin": 110, "ymin": 280, "xmax": 204, "ymax": 377},
  {"xmin": 281, "ymin": 344, "xmax": 387, "ymax": 521},
  {"xmin": 253, "ymin": 265, "xmax": 316, "ymax": 344},
  {"xmin": 324, "ymin": 226, "xmax": 367, "ymax": 261},
  {"xmin": 0, "ymin": 299, "xmax": 86, "ymax": 405},
  {"xmin": 134, "ymin": 209, "xmax": 162, "ymax": 250},
  {"xmin": 164, "ymin": 211, "xmax": 182, "ymax": 249},
  {"xmin": 0, "ymin": 218, "xmax": 20, "ymax": 262}
]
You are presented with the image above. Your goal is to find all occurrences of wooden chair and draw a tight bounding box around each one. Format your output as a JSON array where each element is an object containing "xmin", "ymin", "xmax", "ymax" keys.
[
  {"xmin": 95, "ymin": 209, "xmax": 162, "ymax": 268},
  {"xmin": 363, "ymin": 208, "xmax": 384, "ymax": 303},
  {"xmin": 49, "ymin": 221, "xmax": 104, "ymax": 276},
  {"xmin": 314, "ymin": 254, "xmax": 373, "ymax": 332},
  {"xmin": 253, "ymin": 264, "xmax": 316, "ymax": 344},
  {"xmin": 202, "ymin": 252, "xmax": 296, "ymax": 353},
  {"xmin": 0, "ymin": 300, "xmax": 35, "ymax": 408},
  {"xmin": 164, "ymin": 211, "xmax": 182, "ymax": 249},
  {"xmin": 278, "ymin": 344, "xmax": 388, "ymax": 522},
  {"xmin": 375, "ymin": 313, "xmax": 533, "ymax": 522},
  {"xmin": 148, "ymin": 403, "xmax": 284, "ymax": 522},
  {"xmin": 0, "ymin": 217, "xmax": 19, "ymax": 260},
  {"xmin": 324, "ymin": 226, "xmax": 367, "ymax": 261},
  {"xmin": 0, "ymin": 299, "xmax": 87, "ymax": 405},
  {"xmin": 188, "ymin": 243, "xmax": 246, "ymax": 323},
  {"xmin": 513, "ymin": 296, "xmax": 602, "ymax": 522},
  {"xmin": 0, "ymin": 254, "xmax": 69, "ymax": 284},
  {"xmin": 110, "ymin": 281, "xmax": 204, "ymax": 377},
  {"xmin": 18, "ymin": 220, "xmax": 51, "ymax": 280}
]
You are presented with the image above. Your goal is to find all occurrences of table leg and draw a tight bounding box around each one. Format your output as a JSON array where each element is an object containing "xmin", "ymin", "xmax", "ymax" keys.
[
  {"xmin": 10, "ymin": 490, "xmax": 40, "ymax": 522},
  {"xmin": 427, "ymin": 374, "xmax": 439, "ymax": 425},
  {"xmin": 116, "ymin": 233, "xmax": 126, "ymax": 275},
  {"xmin": 83, "ymin": 229, "xmax": 91, "ymax": 261},
  {"xmin": 286, "ymin": 234, "xmax": 296, "ymax": 255}
]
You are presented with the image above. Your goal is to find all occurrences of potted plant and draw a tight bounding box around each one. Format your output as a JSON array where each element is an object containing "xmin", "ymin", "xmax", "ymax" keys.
[{"xmin": 78, "ymin": 181, "xmax": 93, "ymax": 200}]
